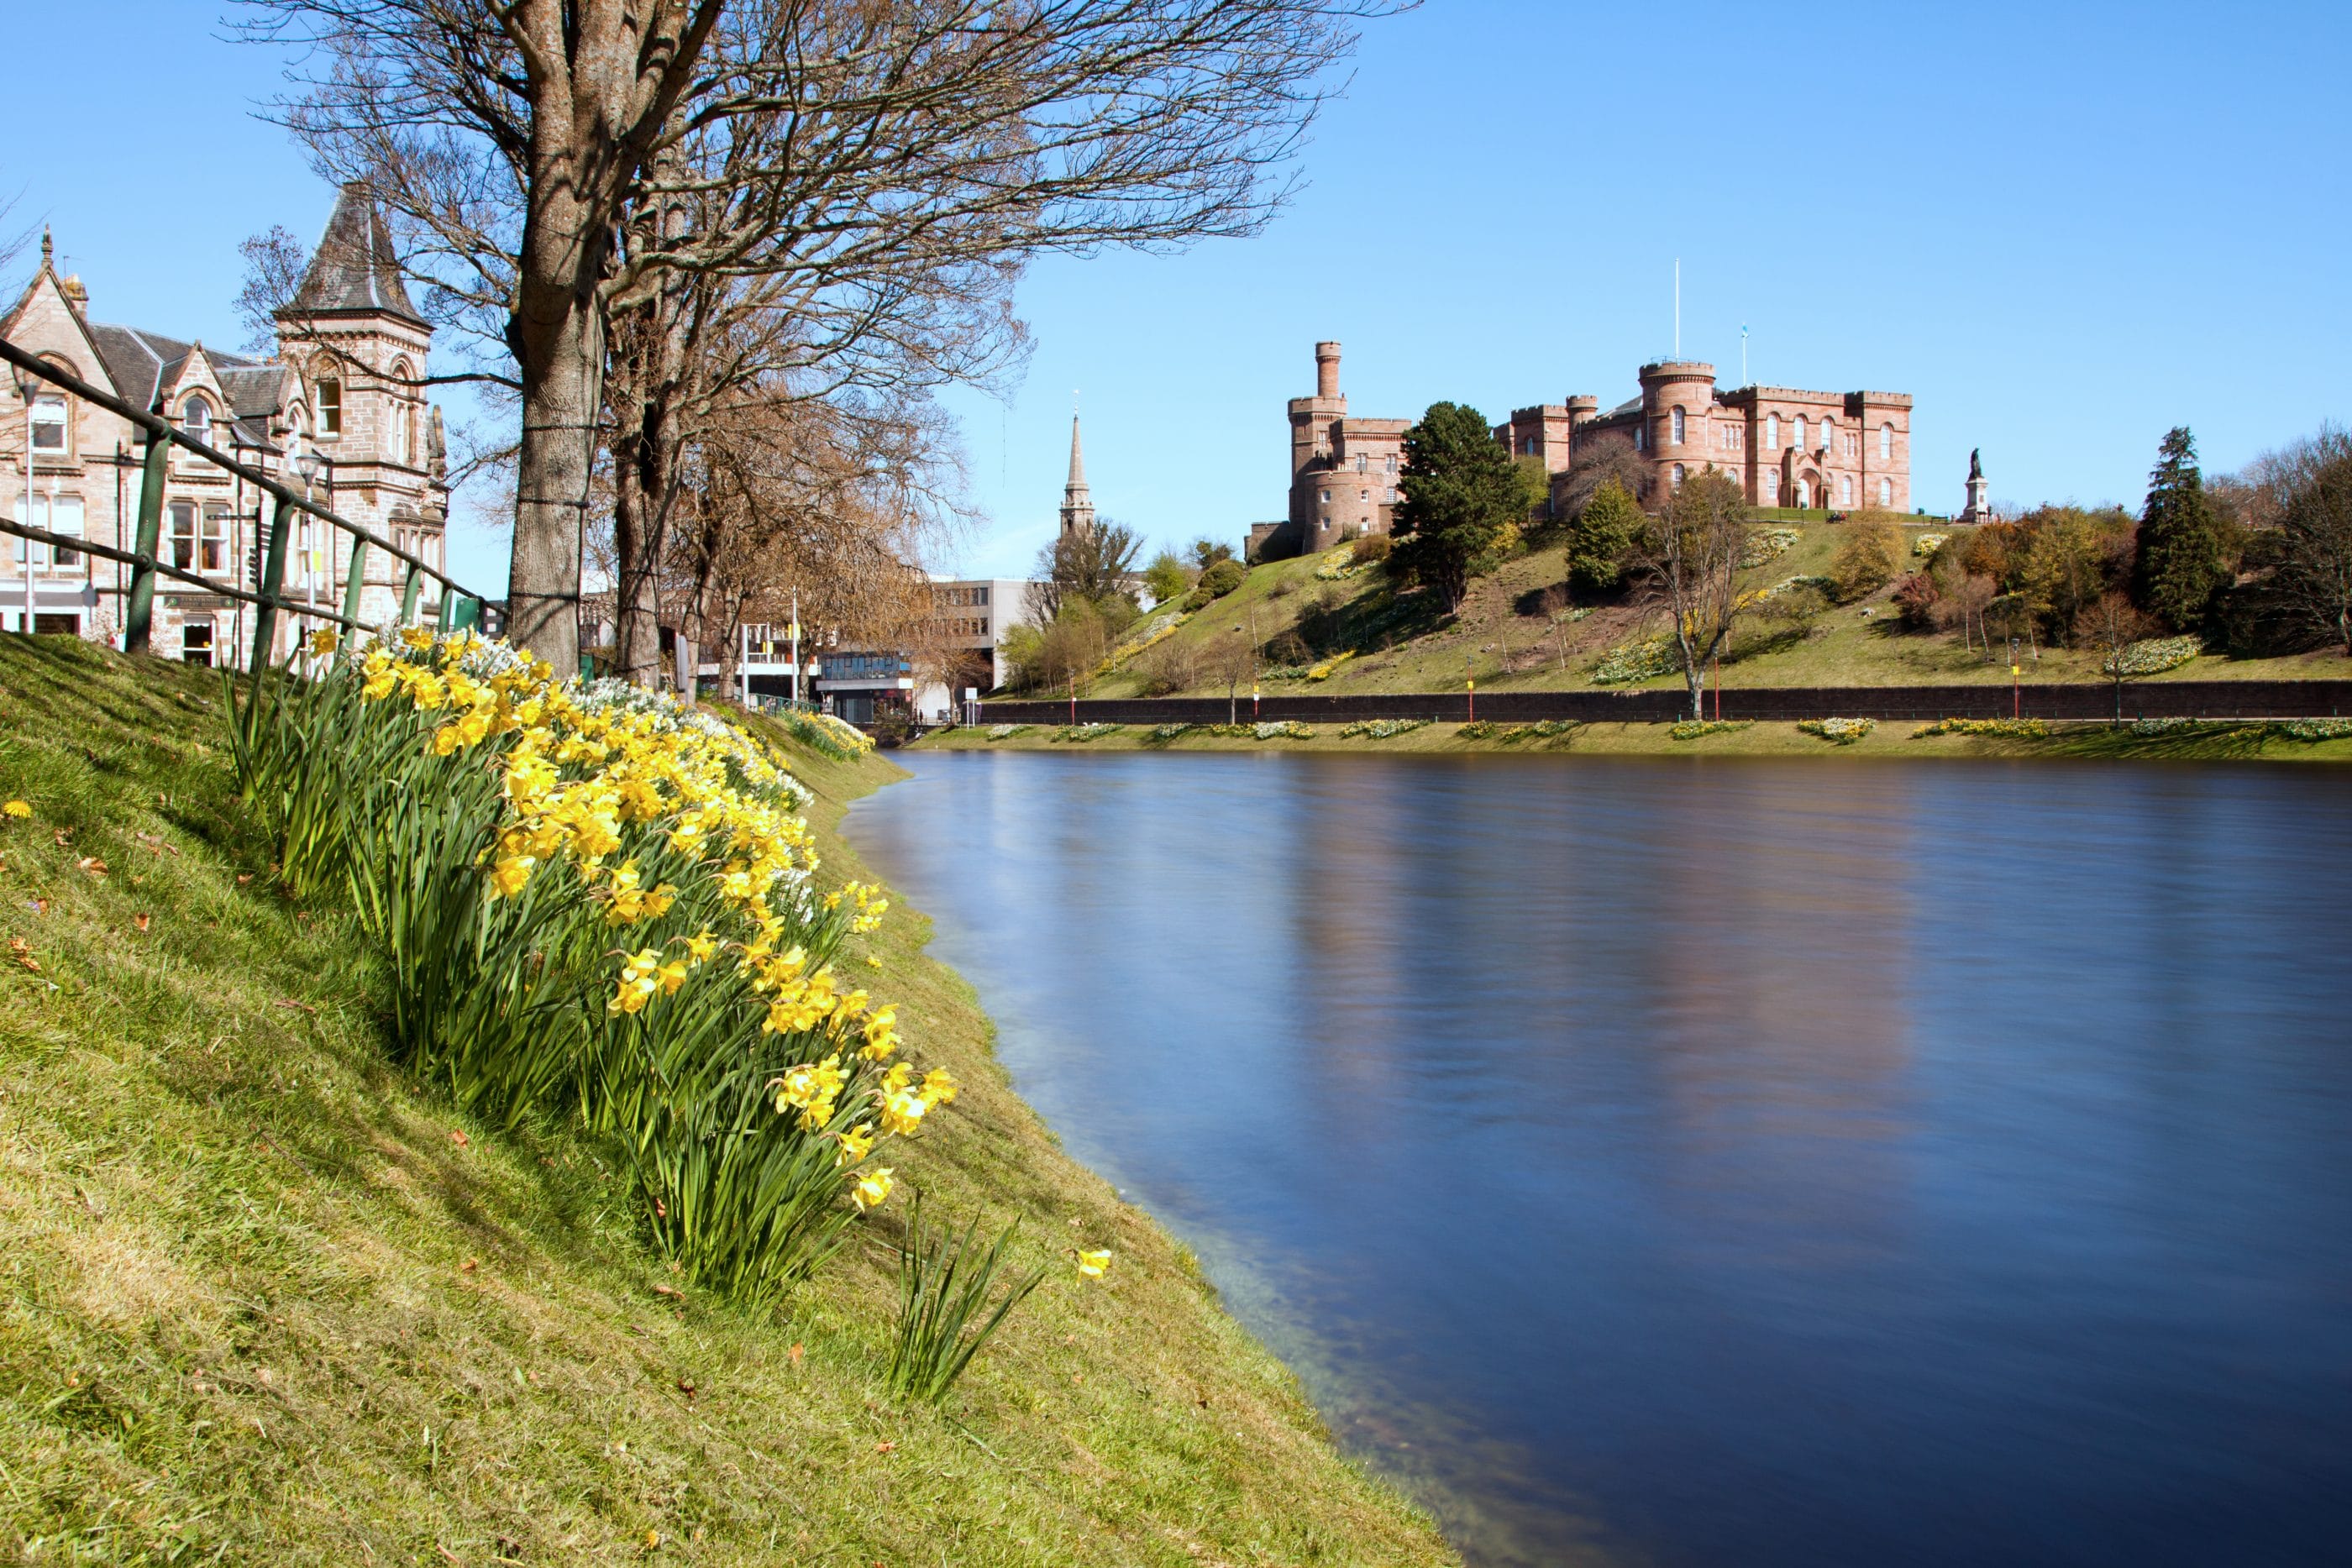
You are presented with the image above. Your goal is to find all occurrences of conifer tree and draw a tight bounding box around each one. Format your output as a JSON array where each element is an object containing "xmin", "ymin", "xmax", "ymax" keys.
[
  {"xmin": 1567, "ymin": 477, "xmax": 1644, "ymax": 595},
  {"xmin": 2133, "ymin": 427, "xmax": 2231, "ymax": 632},
  {"xmin": 1390, "ymin": 402, "xmax": 1520, "ymax": 611}
]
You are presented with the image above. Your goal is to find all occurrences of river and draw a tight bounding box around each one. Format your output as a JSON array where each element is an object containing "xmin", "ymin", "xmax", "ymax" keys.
[{"xmin": 843, "ymin": 751, "xmax": 2352, "ymax": 1568}]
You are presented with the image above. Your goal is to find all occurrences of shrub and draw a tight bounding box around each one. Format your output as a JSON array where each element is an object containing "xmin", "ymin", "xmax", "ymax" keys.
[
  {"xmin": 1829, "ymin": 522, "xmax": 1903, "ymax": 602},
  {"xmin": 1891, "ymin": 571, "xmax": 1940, "ymax": 630},
  {"xmin": 1670, "ymin": 720, "xmax": 1751, "ymax": 740},
  {"xmin": 1798, "ymin": 716, "xmax": 1877, "ymax": 744},
  {"xmin": 1132, "ymin": 637, "xmax": 1200, "ymax": 697},
  {"xmin": 1349, "ymin": 532, "xmax": 1393, "ymax": 565},
  {"xmin": 1588, "ymin": 637, "xmax": 1676, "ymax": 684},
  {"xmin": 1198, "ymin": 558, "xmax": 1247, "ymax": 599},
  {"xmin": 2101, "ymin": 635, "xmax": 2202, "ymax": 676},
  {"xmin": 226, "ymin": 632, "xmax": 947, "ymax": 1303}
]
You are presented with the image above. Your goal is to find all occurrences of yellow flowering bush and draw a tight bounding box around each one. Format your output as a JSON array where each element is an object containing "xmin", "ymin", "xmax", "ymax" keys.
[{"xmin": 225, "ymin": 632, "xmax": 953, "ymax": 1300}]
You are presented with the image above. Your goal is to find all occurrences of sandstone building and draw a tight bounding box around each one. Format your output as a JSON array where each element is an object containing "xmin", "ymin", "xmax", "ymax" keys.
[
  {"xmin": 1252, "ymin": 342, "xmax": 1913, "ymax": 559},
  {"xmin": 0, "ymin": 184, "xmax": 449, "ymax": 664}
]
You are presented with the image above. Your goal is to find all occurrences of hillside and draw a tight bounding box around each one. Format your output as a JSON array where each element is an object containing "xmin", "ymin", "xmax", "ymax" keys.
[
  {"xmin": 1084, "ymin": 523, "xmax": 2346, "ymax": 702},
  {"xmin": 0, "ymin": 637, "xmax": 1453, "ymax": 1565}
]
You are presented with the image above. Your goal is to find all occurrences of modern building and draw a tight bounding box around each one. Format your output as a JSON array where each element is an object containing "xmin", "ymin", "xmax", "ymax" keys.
[{"xmin": 0, "ymin": 185, "xmax": 451, "ymax": 662}]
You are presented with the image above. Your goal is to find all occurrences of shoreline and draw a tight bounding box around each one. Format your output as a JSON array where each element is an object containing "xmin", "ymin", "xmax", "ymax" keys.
[{"xmin": 910, "ymin": 717, "xmax": 2352, "ymax": 763}]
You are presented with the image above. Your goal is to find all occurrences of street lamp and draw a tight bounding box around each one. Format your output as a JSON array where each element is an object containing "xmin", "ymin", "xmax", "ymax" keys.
[
  {"xmin": 13, "ymin": 363, "xmax": 40, "ymax": 635},
  {"xmin": 287, "ymin": 446, "xmax": 324, "ymax": 652}
]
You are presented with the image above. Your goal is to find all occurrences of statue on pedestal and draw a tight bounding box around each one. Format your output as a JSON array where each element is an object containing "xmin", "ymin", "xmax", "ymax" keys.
[{"xmin": 1960, "ymin": 448, "xmax": 1990, "ymax": 523}]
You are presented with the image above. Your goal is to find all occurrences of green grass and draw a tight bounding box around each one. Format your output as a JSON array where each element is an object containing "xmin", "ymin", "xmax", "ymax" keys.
[
  {"xmin": 0, "ymin": 634, "xmax": 1455, "ymax": 1565},
  {"xmin": 1084, "ymin": 527, "xmax": 2352, "ymax": 702}
]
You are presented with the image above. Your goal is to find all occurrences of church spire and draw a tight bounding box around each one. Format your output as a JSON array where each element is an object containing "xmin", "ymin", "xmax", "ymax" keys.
[{"xmin": 1059, "ymin": 412, "xmax": 1095, "ymax": 538}]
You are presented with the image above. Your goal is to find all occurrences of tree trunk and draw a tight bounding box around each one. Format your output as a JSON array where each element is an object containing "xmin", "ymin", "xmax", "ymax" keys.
[{"xmin": 507, "ymin": 269, "xmax": 601, "ymax": 676}]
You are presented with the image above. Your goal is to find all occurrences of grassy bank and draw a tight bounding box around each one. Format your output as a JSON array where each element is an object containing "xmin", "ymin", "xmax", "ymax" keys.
[
  {"xmin": 1079, "ymin": 527, "xmax": 2350, "ymax": 701},
  {"xmin": 0, "ymin": 635, "xmax": 1453, "ymax": 1565},
  {"xmin": 918, "ymin": 717, "xmax": 2352, "ymax": 763}
]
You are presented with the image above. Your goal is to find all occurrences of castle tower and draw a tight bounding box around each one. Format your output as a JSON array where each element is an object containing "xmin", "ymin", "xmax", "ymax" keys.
[
  {"xmin": 1639, "ymin": 360, "xmax": 1717, "ymax": 491},
  {"xmin": 1058, "ymin": 413, "xmax": 1095, "ymax": 538}
]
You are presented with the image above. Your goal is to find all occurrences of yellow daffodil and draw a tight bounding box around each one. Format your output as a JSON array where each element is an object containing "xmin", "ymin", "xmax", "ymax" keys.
[
  {"xmin": 684, "ymin": 931, "xmax": 718, "ymax": 963},
  {"xmin": 920, "ymin": 1068, "xmax": 958, "ymax": 1107},
  {"xmin": 1076, "ymin": 1248, "xmax": 1110, "ymax": 1279},
  {"xmin": 835, "ymin": 1123, "xmax": 876, "ymax": 1167},
  {"xmin": 607, "ymin": 948, "xmax": 664, "ymax": 1015},
  {"xmin": 850, "ymin": 1167, "xmax": 895, "ymax": 1211},
  {"xmin": 308, "ymin": 627, "xmax": 339, "ymax": 656},
  {"xmin": 486, "ymin": 853, "xmax": 535, "ymax": 899},
  {"xmin": 879, "ymin": 1087, "xmax": 928, "ymax": 1137}
]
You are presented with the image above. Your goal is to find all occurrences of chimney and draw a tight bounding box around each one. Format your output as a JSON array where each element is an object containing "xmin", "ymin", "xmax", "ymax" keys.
[
  {"xmin": 1315, "ymin": 341, "xmax": 1341, "ymax": 400},
  {"xmin": 60, "ymin": 275, "xmax": 87, "ymax": 311}
]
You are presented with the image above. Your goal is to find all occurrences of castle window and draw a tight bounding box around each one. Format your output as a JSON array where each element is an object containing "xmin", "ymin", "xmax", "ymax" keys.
[
  {"xmin": 1878, "ymin": 478, "xmax": 1893, "ymax": 506},
  {"xmin": 1355, "ymin": 454, "xmax": 1367, "ymax": 473},
  {"xmin": 1880, "ymin": 423, "xmax": 1893, "ymax": 460},
  {"xmin": 1359, "ymin": 490, "xmax": 1368, "ymax": 503},
  {"xmin": 1384, "ymin": 454, "xmax": 1396, "ymax": 475},
  {"xmin": 317, "ymin": 377, "xmax": 342, "ymax": 436},
  {"xmin": 1793, "ymin": 415, "xmax": 1807, "ymax": 451},
  {"xmin": 1840, "ymin": 475, "xmax": 1854, "ymax": 506},
  {"xmin": 30, "ymin": 395, "xmax": 66, "ymax": 452},
  {"xmin": 1763, "ymin": 471, "xmax": 1780, "ymax": 500},
  {"xmin": 1671, "ymin": 464, "xmax": 1686, "ymax": 489},
  {"xmin": 1386, "ymin": 488, "xmax": 1397, "ymax": 503},
  {"xmin": 1765, "ymin": 413, "xmax": 1779, "ymax": 449},
  {"xmin": 1820, "ymin": 417, "xmax": 1835, "ymax": 453},
  {"xmin": 1671, "ymin": 406, "xmax": 1686, "ymax": 445},
  {"xmin": 1319, "ymin": 489, "xmax": 1330, "ymax": 503}
]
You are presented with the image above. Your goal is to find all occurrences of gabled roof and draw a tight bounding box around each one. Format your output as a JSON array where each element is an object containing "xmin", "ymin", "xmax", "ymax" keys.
[
  {"xmin": 87, "ymin": 324, "xmax": 265, "ymax": 415},
  {"xmin": 286, "ymin": 182, "xmax": 427, "ymax": 328}
]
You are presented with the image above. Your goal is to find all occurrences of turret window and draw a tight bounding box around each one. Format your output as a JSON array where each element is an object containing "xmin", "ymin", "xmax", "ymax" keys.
[
  {"xmin": 1671, "ymin": 406, "xmax": 1686, "ymax": 445},
  {"xmin": 1671, "ymin": 464, "xmax": 1686, "ymax": 489},
  {"xmin": 317, "ymin": 377, "xmax": 342, "ymax": 436},
  {"xmin": 1880, "ymin": 423, "xmax": 1893, "ymax": 460}
]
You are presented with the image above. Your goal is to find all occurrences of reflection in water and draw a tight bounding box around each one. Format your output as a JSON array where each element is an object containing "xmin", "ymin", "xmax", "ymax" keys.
[{"xmin": 846, "ymin": 752, "xmax": 2352, "ymax": 1568}]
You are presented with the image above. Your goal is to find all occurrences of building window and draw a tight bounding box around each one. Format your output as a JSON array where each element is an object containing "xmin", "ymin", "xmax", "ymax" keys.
[
  {"xmin": 1355, "ymin": 454, "xmax": 1367, "ymax": 473},
  {"xmin": 1635, "ymin": 426, "xmax": 1646, "ymax": 451},
  {"xmin": 30, "ymin": 395, "xmax": 66, "ymax": 452},
  {"xmin": 1840, "ymin": 475, "xmax": 1854, "ymax": 506},
  {"xmin": 1319, "ymin": 489, "xmax": 1330, "ymax": 503},
  {"xmin": 317, "ymin": 377, "xmax": 342, "ymax": 436},
  {"xmin": 1384, "ymin": 454, "xmax": 1397, "ymax": 475},
  {"xmin": 1820, "ymin": 417, "xmax": 1835, "ymax": 453},
  {"xmin": 1359, "ymin": 489, "xmax": 1368, "ymax": 503},
  {"xmin": 1385, "ymin": 487, "xmax": 1397, "ymax": 503},
  {"xmin": 182, "ymin": 621, "xmax": 214, "ymax": 668},
  {"xmin": 1880, "ymin": 423, "xmax": 1893, "ymax": 460},
  {"xmin": 1793, "ymin": 416, "xmax": 1807, "ymax": 452},
  {"xmin": 170, "ymin": 501, "xmax": 199, "ymax": 570},
  {"xmin": 181, "ymin": 395, "xmax": 211, "ymax": 444},
  {"xmin": 1765, "ymin": 413, "xmax": 1779, "ymax": 449},
  {"xmin": 13, "ymin": 493, "xmax": 82, "ymax": 568},
  {"xmin": 1878, "ymin": 478, "xmax": 1893, "ymax": 506},
  {"xmin": 202, "ymin": 504, "xmax": 229, "ymax": 573},
  {"xmin": 1671, "ymin": 406, "xmax": 1686, "ymax": 445},
  {"xmin": 1671, "ymin": 464, "xmax": 1686, "ymax": 489},
  {"xmin": 1764, "ymin": 471, "xmax": 1780, "ymax": 500}
]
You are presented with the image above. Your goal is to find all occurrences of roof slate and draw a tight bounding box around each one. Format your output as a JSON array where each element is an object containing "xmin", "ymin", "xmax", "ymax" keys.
[{"xmin": 289, "ymin": 183, "xmax": 426, "ymax": 326}]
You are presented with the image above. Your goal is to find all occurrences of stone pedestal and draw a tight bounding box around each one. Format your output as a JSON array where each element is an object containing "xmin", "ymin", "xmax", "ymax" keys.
[{"xmin": 1960, "ymin": 474, "xmax": 1990, "ymax": 524}]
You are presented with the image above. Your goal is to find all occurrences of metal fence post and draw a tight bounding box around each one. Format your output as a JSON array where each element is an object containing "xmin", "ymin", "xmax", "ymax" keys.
[
  {"xmin": 340, "ymin": 529, "xmax": 369, "ymax": 632},
  {"xmin": 122, "ymin": 432, "xmax": 171, "ymax": 656},
  {"xmin": 249, "ymin": 494, "xmax": 291, "ymax": 679},
  {"xmin": 400, "ymin": 562, "xmax": 422, "ymax": 626},
  {"xmin": 451, "ymin": 595, "xmax": 480, "ymax": 632},
  {"xmin": 436, "ymin": 585, "xmax": 454, "ymax": 633}
]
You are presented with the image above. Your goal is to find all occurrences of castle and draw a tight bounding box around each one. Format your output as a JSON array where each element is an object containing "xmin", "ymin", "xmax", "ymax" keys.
[
  {"xmin": 0, "ymin": 184, "xmax": 449, "ymax": 663},
  {"xmin": 1252, "ymin": 342, "xmax": 1913, "ymax": 560}
]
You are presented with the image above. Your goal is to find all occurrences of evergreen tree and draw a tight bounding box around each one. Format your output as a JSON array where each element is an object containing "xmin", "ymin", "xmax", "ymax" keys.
[
  {"xmin": 1567, "ymin": 477, "xmax": 1643, "ymax": 595},
  {"xmin": 1390, "ymin": 401, "xmax": 1520, "ymax": 611},
  {"xmin": 2132, "ymin": 427, "xmax": 2231, "ymax": 632}
]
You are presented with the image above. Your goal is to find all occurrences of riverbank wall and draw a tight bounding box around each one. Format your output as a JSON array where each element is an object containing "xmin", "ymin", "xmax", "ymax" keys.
[{"xmin": 979, "ymin": 680, "xmax": 2352, "ymax": 728}]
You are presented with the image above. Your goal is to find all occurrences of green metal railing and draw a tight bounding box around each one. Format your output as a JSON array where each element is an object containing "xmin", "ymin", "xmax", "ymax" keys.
[{"xmin": 0, "ymin": 339, "xmax": 494, "ymax": 676}]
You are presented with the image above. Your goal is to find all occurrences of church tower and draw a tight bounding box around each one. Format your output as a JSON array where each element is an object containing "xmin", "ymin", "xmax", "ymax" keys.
[{"xmin": 1058, "ymin": 413, "xmax": 1095, "ymax": 538}]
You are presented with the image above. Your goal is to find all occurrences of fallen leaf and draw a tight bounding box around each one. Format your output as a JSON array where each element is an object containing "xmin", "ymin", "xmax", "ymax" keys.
[
  {"xmin": 134, "ymin": 913, "xmax": 151, "ymax": 933},
  {"xmin": 272, "ymin": 998, "xmax": 318, "ymax": 1015},
  {"xmin": 165, "ymin": 842, "xmax": 180, "ymax": 857},
  {"xmin": 51, "ymin": 828, "xmax": 71, "ymax": 846},
  {"xmin": 874, "ymin": 1440, "xmax": 895, "ymax": 1455},
  {"xmin": 449, "ymin": 1129, "xmax": 469, "ymax": 1147},
  {"xmin": 236, "ymin": 874, "xmax": 253, "ymax": 886},
  {"xmin": 460, "ymin": 1257, "xmax": 477, "ymax": 1273},
  {"xmin": 131, "ymin": 874, "xmax": 145, "ymax": 885},
  {"xmin": 788, "ymin": 1342, "xmax": 803, "ymax": 1366},
  {"xmin": 652, "ymin": 1282, "xmax": 684, "ymax": 1299},
  {"xmin": 76, "ymin": 857, "xmax": 108, "ymax": 878}
]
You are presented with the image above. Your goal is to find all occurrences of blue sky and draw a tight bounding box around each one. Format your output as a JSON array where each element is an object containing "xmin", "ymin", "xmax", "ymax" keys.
[{"xmin": 8, "ymin": 2, "xmax": 2348, "ymax": 590}]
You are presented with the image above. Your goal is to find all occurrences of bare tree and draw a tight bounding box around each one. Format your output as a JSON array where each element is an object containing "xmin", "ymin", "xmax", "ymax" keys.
[
  {"xmin": 1551, "ymin": 431, "xmax": 1650, "ymax": 522},
  {"xmin": 2271, "ymin": 450, "xmax": 2352, "ymax": 655},
  {"xmin": 1630, "ymin": 469, "xmax": 1747, "ymax": 719},
  {"xmin": 233, "ymin": 226, "xmax": 312, "ymax": 354},
  {"xmin": 1210, "ymin": 625, "xmax": 1255, "ymax": 724},
  {"xmin": 239, "ymin": 0, "xmax": 1398, "ymax": 670},
  {"xmin": 2074, "ymin": 590, "xmax": 2160, "ymax": 726}
]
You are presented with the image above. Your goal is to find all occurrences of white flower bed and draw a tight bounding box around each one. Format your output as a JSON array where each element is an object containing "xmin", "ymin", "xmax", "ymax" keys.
[
  {"xmin": 1339, "ymin": 718, "xmax": 1426, "ymax": 740},
  {"xmin": 1252, "ymin": 721, "xmax": 1313, "ymax": 740},
  {"xmin": 1740, "ymin": 527, "xmax": 1801, "ymax": 569},
  {"xmin": 1798, "ymin": 716, "xmax": 1877, "ymax": 745},
  {"xmin": 1912, "ymin": 532, "xmax": 1950, "ymax": 558},
  {"xmin": 986, "ymin": 723, "xmax": 1028, "ymax": 740},
  {"xmin": 1589, "ymin": 637, "xmax": 1677, "ymax": 684},
  {"xmin": 2103, "ymin": 636, "xmax": 2202, "ymax": 677}
]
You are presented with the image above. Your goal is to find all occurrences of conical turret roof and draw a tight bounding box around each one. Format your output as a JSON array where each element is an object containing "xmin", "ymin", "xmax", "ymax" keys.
[{"xmin": 286, "ymin": 183, "xmax": 426, "ymax": 327}]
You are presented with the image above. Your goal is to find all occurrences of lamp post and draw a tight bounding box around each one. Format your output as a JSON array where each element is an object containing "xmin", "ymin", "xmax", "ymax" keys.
[
  {"xmin": 13, "ymin": 363, "xmax": 38, "ymax": 635},
  {"xmin": 287, "ymin": 445, "xmax": 323, "ymax": 660}
]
